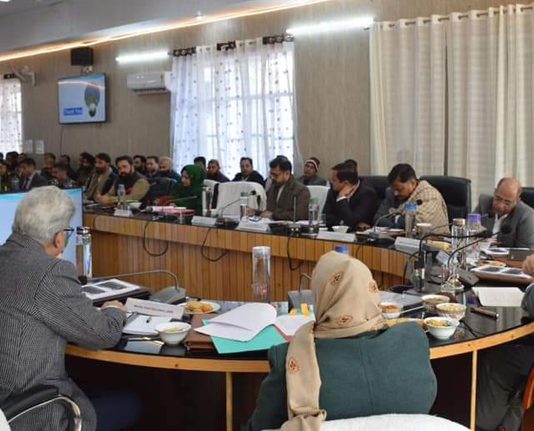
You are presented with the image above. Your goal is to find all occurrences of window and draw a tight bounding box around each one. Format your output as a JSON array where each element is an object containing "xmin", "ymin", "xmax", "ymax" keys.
[{"xmin": 0, "ymin": 78, "xmax": 22, "ymax": 154}]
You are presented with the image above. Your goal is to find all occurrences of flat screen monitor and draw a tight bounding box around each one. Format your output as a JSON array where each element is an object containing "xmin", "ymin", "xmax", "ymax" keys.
[
  {"xmin": 58, "ymin": 73, "xmax": 106, "ymax": 124},
  {"xmin": 0, "ymin": 188, "xmax": 84, "ymax": 265}
]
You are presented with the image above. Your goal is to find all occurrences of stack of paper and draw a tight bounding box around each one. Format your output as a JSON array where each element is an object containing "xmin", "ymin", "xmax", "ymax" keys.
[
  {"xmin": 472, "ymin": 287, "xmax": 524, "ymax": 307},
  {"xmin": 123, "ymin": 315, "xmax": 171, "ymax": 335}
]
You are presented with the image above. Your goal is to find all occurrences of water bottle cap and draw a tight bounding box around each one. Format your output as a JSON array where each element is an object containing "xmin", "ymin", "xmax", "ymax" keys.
[
  {"xmin": 76, "ymin": 226, "xmax": 91, "ymax": 235},
  {"xmin": 467, "ymin": 213, "xmax": 481, "ymax": 223},
  {"xmin": 335, "ymin": 245, "xmax": 350, "ymax": 254},
  {"xmin": 452, "ymin": 218, "xmax": 466, "ymax": 227},
  {"xmin": 252, "ymin": 246, "xmax": 271, "ymax": 256},
  {"xmin": 405, "ymin": 202, "xmax": 417, "ymax": 210}
]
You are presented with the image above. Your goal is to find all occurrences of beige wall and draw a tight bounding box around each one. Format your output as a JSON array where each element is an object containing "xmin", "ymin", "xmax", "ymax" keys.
[{"xmin": 4, "ymin": 0, "xmax": 506, "ymax": 177}]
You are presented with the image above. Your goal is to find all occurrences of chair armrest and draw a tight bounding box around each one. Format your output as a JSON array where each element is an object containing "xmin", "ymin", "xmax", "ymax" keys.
[
  {"xmin": 523, "ymin": 367, "xmax": 534, "ymax": 410},
  {"xmin": 1, "ymin": 385, "xmax": 59, "ymax": 419}
]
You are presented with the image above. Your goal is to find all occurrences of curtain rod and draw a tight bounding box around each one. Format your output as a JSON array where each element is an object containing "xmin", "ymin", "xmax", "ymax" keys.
[
  {"xmin": 172, "ymin": 33, "xmax": 293, "ymax": 56},
  {"xmin": 366, "ymin": 4, "xmax": 533, "ymax": 30}
]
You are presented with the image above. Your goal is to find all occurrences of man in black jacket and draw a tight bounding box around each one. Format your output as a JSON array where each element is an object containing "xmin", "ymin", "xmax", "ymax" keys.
[
  {"xmin": 233, "ymin": 157, "xmax": 265, "ymax": 186},
  {"xmin": 324, "ymin": 162, "xmax": 379, "ymax": 231},
  {"xmin": 19, "ymin": 158, "xmax": 48, "ymax": 190}
]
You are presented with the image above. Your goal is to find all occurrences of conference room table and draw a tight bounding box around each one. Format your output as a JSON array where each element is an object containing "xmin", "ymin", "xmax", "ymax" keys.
[{"xmin": 68, "ymin": 209, "xmax": 534, "ymax": 429}]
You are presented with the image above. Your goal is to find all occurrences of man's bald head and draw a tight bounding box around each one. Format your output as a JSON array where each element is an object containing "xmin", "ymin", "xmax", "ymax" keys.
[{"xmin": 493, "ymin": 177, "xmax": 522, "ymax": 216}]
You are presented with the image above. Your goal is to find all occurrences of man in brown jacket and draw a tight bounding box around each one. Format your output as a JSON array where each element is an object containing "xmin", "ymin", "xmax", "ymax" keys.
[{"xmin": 261, "ymin": 157, "xmax": 310, "ymax": 221}]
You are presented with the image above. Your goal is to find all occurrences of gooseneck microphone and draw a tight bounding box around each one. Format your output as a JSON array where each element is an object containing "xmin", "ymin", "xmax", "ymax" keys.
[{"xmin": 216, "ymin": 190, "xmax": 258, "ymax": 225}]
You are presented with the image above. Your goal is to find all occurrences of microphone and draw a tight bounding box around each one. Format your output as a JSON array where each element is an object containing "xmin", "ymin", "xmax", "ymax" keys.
[
  {"xmin": 216, "ymin": 190, "xmax": 257, "ymax": 226},
  {"xmin": 370, "ymin": 199, "xmax": 423, "ymax": 239},
  {"xmin": 288, "ymin": 194, "xmax": 302, "ymax": 236}
]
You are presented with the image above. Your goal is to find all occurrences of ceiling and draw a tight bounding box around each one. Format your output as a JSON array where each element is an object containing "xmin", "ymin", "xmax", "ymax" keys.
[{"xmin": 0, "ymin": 0, "xmax": 66, "ymax": 17}]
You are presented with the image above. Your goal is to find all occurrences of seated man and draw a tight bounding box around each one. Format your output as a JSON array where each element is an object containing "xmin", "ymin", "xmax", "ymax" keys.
[
  {"xmin": 207, "ymin": 159, "xmax": 230, "ymax": 182},
  {"xmin": 373, "ymin": 163, "xmax": 449, "ymax": 234},
  {"xmin": 52, "ymin": 163, "xmax": 77, "ymax": 189},
  {"xmin": 297, "ymin": 157, "xmax": 327, "ymax": 186},
  {"xmin": 40, "ymin": 152, "xmax": 56, "ymax": 181},
  {"xmin": 477, "ymin": 254, "xmax": 534, "ymax": 431},
  {"xmin": 158, "ymin": 156, "xmax": 182, "ymax": 183},
  {"xmin": 85, "ymin": 153, "xmax": 117, "ymax": 201},
  {"xmin": 476, "ymin": 177, "xmax": 534, "ymax": 249},
  {"xmin": 133, "ymin": 154, "xmax": 147, "ymax": 176},
  {"xmin": 0, "ymin": 186, "xmax": 129, "ymax": 431},
  {"xmin": 246, "ymin": 251, "xmax": 436, "ymax": 431},
  {"xmin": 260, "ymin": 157, "xmax": 310, "ymax": 221},
  {"xmin": 194, "ymin": 156, "xmax": 207, "ymax": 172},
  {"xmin": 324, "ymin": 162, "xmax": 379, "ymax": 231},
  {"xmin": 18, "ymin": 157, "xmax": 48, "ymax": 190},
  {"xmin": 233, "ymin": 157, "xmax": 265, "ymax": 186},
  {"xmin": 95, "ymin": 155, "xmax": 149, "ymax": 204},
  {"xmin": 145, "ymin": 155, "xmax": 160, "ymax": 180},
  {"xmin": 76, "ymin": 152, "xmax": 95, "ymax": 187}
]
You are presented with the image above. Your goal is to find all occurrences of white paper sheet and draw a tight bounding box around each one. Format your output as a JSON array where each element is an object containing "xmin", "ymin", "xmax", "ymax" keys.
[
  {"xmin": 473, "ymin": 287, "xmax": 524, "ymax": 307},
  {"xmin": 195, "ymin": 303, "xmax": 277, "ymax": 341},
  {"xmin": 275, "ymin": 315, "xmax": 314, "ymax": 337},
  {"xmin": 122, "ymin": 315, "xmax": 171, "ymax": 335}
]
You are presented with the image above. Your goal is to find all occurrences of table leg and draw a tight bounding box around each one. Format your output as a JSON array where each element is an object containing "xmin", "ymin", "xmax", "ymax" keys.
[
  {"xmin": 470, "ymin": 350, "xmax": 478, "ymax": 430},
  {"xmin": 226, "ymin": 372, "xmax": 233, "ymax": 431}
]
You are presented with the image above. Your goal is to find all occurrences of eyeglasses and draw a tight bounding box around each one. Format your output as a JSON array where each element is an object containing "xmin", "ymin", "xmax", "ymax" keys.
[
  {"xmin": 493, "ymin": 193, "xmax": 516, "ymax": 208},
  {"xmin": 62, "ymin": 227, "xmax": 75, "ymax": 241}
]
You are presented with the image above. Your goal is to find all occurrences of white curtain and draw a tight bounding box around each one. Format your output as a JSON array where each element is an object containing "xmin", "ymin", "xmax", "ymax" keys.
[
  {"xmin": 370, "ymin": 17, "xmax": 447, "ymax": 176},
  {"xmin": 447, "ymin": 5, "xmax": 534, "ymax": 199},
  {"xmin": 0, "ymin": 77, "xmax": 22, "ymax": 154},
  {"xmin": 170, "ymin": 38, "xmax": 299, "ymax": 178}
]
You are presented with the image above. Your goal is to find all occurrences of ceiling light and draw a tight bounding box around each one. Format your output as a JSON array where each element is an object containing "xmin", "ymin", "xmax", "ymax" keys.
[
  {"xmin": 287, "ymin": 16, "xmax": 374, "ymax": 35},
  {"xmin": 195, "ymin": 11, "xmax": 204, "ymax": 20},
  {"xmin": 115, "ymin": 50, "xmax": 169, "ymax": 64},
  {"xmin": 0, "ymin": 0, "xmax": 13, "ymax": 3}
]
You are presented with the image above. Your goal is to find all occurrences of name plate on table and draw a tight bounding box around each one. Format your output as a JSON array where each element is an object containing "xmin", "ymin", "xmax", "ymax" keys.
[
  {"xmin": 191, "ymin": 216, "xmax": 217, "ymax": 227},
  {"xmin": 394, "ymin": 236, "xmax": 420, "ymax": 253},
  {"xmin": 316, "ymin": 231, "xmax": 356, "ymax": 243},
  {"xmin": 114, "ymin": 208, "xmax": 133, "ymax": 217},
  {"xmin": 236, "ymin": 221, "xmax": 271, "ymax": 233},
  {"xmin": 125, "ymin": 298, "xmax": 184, "ymax": 319}
]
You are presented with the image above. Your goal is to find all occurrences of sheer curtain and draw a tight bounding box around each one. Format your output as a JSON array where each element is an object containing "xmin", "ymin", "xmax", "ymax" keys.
[
  {"xmin": 447, "ymin": 5, "xmax": 534, "ymax": 199},
  {"xmin": 370, "ymin": 17, "xmax": 447, "ymax": 176},
  {"xmin": 170, "ymin": 38, "xmax": 299, "ymax": 177},
  {"xmin": 0, "ymin": 77, "xmax": 22, "ymax": 154}
]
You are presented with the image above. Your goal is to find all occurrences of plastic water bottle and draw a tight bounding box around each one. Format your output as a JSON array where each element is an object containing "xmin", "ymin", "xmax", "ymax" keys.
[
  {"xmin": 76, "ymin": 226, "xmax": 92, "ymax": 282},
  {"xmin": 404, "ymin": 202, "xmax": 417, "ymax": 238},
  {"xmin": 202, "ymin": 186, "xmax": 213, "ymax": 217},
  {"xmin": 117, "ymin": 184, "xmax": 126, "ymax": 209},
  {"xmin": 335, "ymin": 245, "xmax": 350, "ymax": 254},
  {"xmin": 308, "ymin": 197, "xmax": 320, "ymax": 236},
  {"xmin": 252, "ymin": 246, "xmax": 271, "ymax": 302},
  {"xmin": 10, "ymin": 176, "xmax": 19, "ymax": 192},
  {"xmin": 466, "ymin": 213, "xmax": 483, "ymax": 264},
  {"xmin": 451, "ymin": 218, "xmax": 467, "ymax": 269},
  {"xmin": 239, "ymin": 192, "xmax": 248, "ymax": 220}
]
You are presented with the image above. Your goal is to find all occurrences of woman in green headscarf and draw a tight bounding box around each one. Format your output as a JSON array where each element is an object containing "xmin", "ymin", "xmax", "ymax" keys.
[{"xmin": 159, "ymin": 164, "xmax": 205, "ymax": 214}]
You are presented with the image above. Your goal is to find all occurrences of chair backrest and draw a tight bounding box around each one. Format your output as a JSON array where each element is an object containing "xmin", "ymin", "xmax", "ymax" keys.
[
  {"xmin": 521, "ymin": 187, "xmax": 534, "ymax": 210},
  {"xmin": 420, "ymin": 175, "xmax": 471, "ymax": 222},
  {"xmin": 307, "ymin": 185, "xmax": 330, "ymax": 214},
  {"xmin": 145, "ymin": 177, "xmax": 177, "ymax": 204},
  {"xmin": 203, "ymin": 179, "xmax": 219, "ymax": 190},
  {"xmin": 215, "ymin": 181, "xmax": 267, "ymax": 216},
  {"xmin": 360, "ymin": 176, "xmax": 389, "ymax": 201}
]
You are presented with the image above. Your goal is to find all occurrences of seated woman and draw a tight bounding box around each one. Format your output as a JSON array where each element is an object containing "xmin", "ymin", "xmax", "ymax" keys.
[
  {"xmin": 159, "ymin": 164, "xmax": 205, "ymax": 214},
  {"xmin": 246, "ymin": 251, "xmax": 437, "ymax": 431}
]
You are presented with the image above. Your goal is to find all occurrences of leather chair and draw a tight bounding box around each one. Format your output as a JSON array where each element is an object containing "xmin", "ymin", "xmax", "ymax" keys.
[
  {"xmin": 420, "ymin": 175, "xmax": 471, "ymax": 222},
  {"xmin": 144, "ymin": 177, "xmax": 178, "ymax": 204},
  {"xmin": 360, "ymin": 176, "xmax": 389, "ymax": 201},
  {"xmin": 521, "ymin": 187, "xmax": 534, "ymax": 210},
  {"xmin": 1, "ymin": 385, "xmax": 82, "ymax": 431}
]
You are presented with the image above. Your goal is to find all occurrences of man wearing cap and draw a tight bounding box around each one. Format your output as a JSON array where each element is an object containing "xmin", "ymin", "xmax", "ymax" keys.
[{"xmin": 298, "ymin": 157, "xmax": 327, "ymax": 186}]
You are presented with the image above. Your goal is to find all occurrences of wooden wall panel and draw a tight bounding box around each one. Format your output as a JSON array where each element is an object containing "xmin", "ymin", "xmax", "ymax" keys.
[{"xmin": 86, "ymin": 213, "xmax": 409, "ymax": 301}]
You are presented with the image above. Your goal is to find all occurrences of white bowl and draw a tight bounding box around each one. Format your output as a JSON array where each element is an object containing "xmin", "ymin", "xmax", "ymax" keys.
[
  {"xmin": 156, "ymin": 322, "xmax": 191, "ymax": 346},
  {"xmin": 424, "ymin": 317, "xmax": 459, "ymax": 340},
  {"xmin": 332, "ymin": 225, "xmax": 349, "ymax": 233},
  {"xmin": 436, "ymin": 303, "xmax": 466, "ymax": 320},
  {"xmin": 380, "ymin": 302, "xmax": 402, "ymax": 319},
  {"xmin": 421, "ymin": 294, "xmax": 450, "ymax": 313},
  {"xmin": 128, "ymin": 202, "xmax": 142, "ymax": 210}
]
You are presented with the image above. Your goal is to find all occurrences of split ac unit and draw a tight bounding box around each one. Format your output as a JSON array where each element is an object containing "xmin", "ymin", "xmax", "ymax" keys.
[{"xmin": 126, "ymin": 71, "xmax": 172, "ymax": 94}]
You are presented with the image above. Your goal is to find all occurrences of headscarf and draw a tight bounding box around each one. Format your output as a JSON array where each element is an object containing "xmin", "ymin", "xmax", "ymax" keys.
[
  {"xmin": 281, "ymin": 251, "xmax": 386, "ymax": 431},
  {"xmin": 171, "ymin": 164, "xmax": 205, "ymax": 212}
]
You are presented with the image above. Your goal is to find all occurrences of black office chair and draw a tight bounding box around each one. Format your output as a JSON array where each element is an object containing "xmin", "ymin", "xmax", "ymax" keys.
[
  {"xmin": 521, "ymin": 187, "xmax": 534, "ymax": 210},
  {"xmin": 1, "ymin": 385, "xmax": 82, "ymax": 431},
  {"xmin": 360, "ymin": 176, "xmax": 389, "ymax": 201},
  {"xmin": 144, "ymin": 177, "xmax": 178, "ymax": 204},
  {"xmin": 420, "ymin": 175, "xmax": 471, "ymax": 222}
]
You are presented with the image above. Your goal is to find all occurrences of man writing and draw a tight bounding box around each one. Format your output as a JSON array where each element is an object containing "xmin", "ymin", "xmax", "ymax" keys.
[
  {"xmin": 476, "ymin": 177, "xmax": 534, "ymax": 249},
  {"xmin": 95, "ymin": 155, "xmax": 149, "ymax": 204}
]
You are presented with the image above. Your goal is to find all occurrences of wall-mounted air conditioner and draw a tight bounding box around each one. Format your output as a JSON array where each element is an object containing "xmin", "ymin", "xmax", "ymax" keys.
[{"xmin": 126, "ymin": 71, "xmax": 172, "ymax": 95}]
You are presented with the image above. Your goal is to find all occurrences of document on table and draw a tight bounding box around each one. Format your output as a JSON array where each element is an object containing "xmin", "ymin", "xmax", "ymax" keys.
[
  {"xmin": 122, "ymin": 314, "xmax": 171, "ymax": 335},
  {"xmin": 274, "ymin": 314, "xmax": 314, "ymax": 337},
  {"xmin": 473, "ymin": 287, "xmax": 524, "ymax": 307}
]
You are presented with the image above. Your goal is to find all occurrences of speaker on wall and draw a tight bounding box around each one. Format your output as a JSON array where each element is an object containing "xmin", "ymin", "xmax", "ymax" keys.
[{"xmin": 70, "ymin": 47, "xmax": 94, "ymax": 66}]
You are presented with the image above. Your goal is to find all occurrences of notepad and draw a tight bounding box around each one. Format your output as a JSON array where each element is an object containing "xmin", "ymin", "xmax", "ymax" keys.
[
  {"xmin": 472, "ymin": 287, "xmax": 524, "ymax": 307},
  {"xmin": 122, "ymin": 314, "xmax": 171, "ymax": 335}
]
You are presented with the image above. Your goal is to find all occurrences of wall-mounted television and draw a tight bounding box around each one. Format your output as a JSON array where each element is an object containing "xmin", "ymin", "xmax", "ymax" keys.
[{"xmin": 58, "ymin": 73, "xmax": 106, "ymax": 124}]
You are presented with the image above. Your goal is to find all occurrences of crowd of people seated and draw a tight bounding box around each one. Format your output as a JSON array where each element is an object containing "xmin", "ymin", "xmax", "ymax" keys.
[{"xmin": 2, "ymin": 149, "xmax": 534, "ymax": 249}]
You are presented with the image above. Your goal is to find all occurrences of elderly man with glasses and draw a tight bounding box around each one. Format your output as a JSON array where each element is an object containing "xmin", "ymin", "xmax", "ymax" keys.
[
  {"xmin": 0, "ymin": 186, "xmax": 136, "ymax": 431},
  {"xmin": 476, "ymin": 177, "xmax": 534, "ymax": 249}
]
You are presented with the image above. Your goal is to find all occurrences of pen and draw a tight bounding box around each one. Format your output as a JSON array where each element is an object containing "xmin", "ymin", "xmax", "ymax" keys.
[
  {"xmin": 146, "ymin": 316, "xmax": 152, "ymax": 323},
  {"xmin": 472, "ymin": 307, "xmax": 499, "ymax": 319}
]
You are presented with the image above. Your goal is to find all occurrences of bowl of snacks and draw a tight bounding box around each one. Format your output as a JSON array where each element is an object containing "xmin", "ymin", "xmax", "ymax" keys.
[
  {"xmin": 156, "ymin": 322, "xmax": 191, "ymax": 345},
  {"xmin": 422, "ymin": 294, "xmax": 450, "ymax": 313},
  {"xmin": 380, "ymin": 302, "xmax": 402, "ymax": 319},
  {"xmin": 424, "ymin": 317, "xmax": 459, "ymax": 340},
  {"xmin": 436, "ymin": 303, "xmax": 466, "ymax": 320}
]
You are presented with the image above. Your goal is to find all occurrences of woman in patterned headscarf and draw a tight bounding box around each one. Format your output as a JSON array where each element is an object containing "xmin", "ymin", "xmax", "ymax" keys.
[{"xmin": 246, "ymin": 251, "xmax": 437, "ymax": 431}]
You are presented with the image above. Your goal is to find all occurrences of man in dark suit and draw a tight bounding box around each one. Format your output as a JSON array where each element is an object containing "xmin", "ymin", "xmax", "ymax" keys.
[
  {"xmin": 0, "ymin": 186, "xmax": 132, "ymax": 431},
  {"xmin": 324, "ymin": 162, "xmax": 379, "ymax": 231},
  {"xmin": 476, "ymin": 177, "xmax": 534, "ymax": 249},
  {"xmin": 233, "ymin": 157, "xmax": 265, "ymax": 186},
  {"xmin": 260, "ymin": 156, "xmax": 310, "ymax": 221},
  {"xmin": 19, "ymin": 157, "xmax": 48, "ymax": 190},
  {"xmin": 207, "ymin": 159, "xmax": 230, "ymax": 182}
]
